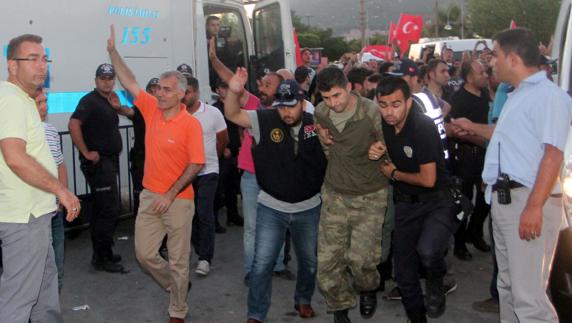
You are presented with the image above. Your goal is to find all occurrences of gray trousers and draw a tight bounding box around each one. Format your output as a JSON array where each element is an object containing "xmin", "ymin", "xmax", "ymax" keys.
[
  {"xmin": 0, "ymin": 212, "xmax": 63, "ymax": 323},
  {"xmin": 492, "ymin": 188, "xmax": 561, "ymax": 323}
]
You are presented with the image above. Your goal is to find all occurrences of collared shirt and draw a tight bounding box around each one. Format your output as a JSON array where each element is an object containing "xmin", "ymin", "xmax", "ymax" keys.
[
  {"xmin": 191, "ymin": 101, "xmax": 227, "ymax": 176},
  {"xmin": 0, "ymin": 81, "xmax": 57, "ymax": 223},
  {"xmin": 483, "ymin": 71, "xmax": 572, "ymax": 202},
  {"xmin": 134, "ymin": 91, "xmax": 205, "ymax": 200}
]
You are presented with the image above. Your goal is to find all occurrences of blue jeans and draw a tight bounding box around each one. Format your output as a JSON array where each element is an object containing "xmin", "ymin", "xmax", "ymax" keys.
[
  {"xmin": 191, "ymin": 173, "xmax": 219, "ymax": 262},
  {"xmin": 51, "ymin": 211, "xmax": 65, "ymax": 292},
  {"xmin": 247, "ymin": 203, "xmax": 320, "ymax": 322},
  {"xmin": 241, "ymin": 171, "xmax": 284, "ymax": 274}
]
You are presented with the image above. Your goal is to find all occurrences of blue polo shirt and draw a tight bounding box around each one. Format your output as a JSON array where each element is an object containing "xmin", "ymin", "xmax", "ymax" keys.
[{"xmin": 482, "ymin": 71, "xmax": 572, "ymax": 203}]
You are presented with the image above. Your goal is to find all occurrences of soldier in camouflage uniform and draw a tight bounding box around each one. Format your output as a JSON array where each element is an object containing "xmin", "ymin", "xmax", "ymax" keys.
[{"xmin": 314, "ymin": 66, "xmax": 389, "ymax": 323}]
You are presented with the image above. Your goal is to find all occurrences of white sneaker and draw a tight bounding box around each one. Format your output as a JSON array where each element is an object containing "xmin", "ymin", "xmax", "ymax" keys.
[{"xmin": 195, "ymin": 260, "xmax": 210, "ymax": 276}]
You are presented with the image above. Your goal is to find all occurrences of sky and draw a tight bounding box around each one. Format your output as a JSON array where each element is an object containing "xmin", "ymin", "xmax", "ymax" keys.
[{"xmin": 288, "ymin": 0, "xmax": 458, "ymax": 35}]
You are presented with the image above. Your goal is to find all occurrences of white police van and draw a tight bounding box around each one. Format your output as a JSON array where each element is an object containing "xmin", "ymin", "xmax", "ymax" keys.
[
  {"xmin": 550, "ymin": 0, "xmax": 572, "ymax": 319},
  {"xmin": 0, "ymin": 0, "xmax": 295, "ymax": 197}
]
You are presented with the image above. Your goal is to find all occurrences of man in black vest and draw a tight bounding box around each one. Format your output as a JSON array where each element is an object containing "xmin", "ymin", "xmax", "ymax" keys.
[
  {"xmin": 369, "ymin": 76, "xmax": 459, "ymax": 323},
  {"xmin": 224, "ymin": 68, "xmax": 327, "ymax": 323}
]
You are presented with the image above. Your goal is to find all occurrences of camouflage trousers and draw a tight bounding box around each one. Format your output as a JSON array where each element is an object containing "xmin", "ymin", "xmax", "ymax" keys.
[{"xmin": 317, "ymin": 185, "xmax": 388, "ymax": 311}]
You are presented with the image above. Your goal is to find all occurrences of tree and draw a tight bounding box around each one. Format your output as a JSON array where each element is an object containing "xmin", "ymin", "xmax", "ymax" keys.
[{"xmin": 468, "ymin": 0, "xmax": 561, "ymax": 43}]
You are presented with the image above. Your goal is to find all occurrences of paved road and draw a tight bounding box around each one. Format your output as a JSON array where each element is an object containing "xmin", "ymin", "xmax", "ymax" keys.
[{"xmin": 60, "ymin": 214, "xmax": 498, "ymax": 323}]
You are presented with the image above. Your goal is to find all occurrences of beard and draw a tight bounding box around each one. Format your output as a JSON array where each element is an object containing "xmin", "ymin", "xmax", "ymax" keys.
[{"xmin": 259, "ymin": 93, "xmax": 274, "ymax": 107}]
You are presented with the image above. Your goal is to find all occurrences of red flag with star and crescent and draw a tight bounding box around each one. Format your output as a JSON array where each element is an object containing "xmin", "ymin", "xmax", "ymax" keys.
[{"xmin": 394, "ymin": 14, "xmax": 424, "ymax": 57}]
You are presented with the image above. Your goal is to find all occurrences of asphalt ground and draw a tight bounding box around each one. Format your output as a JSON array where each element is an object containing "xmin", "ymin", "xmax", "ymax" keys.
[{"xmin": 58, "ymin": 210, "xmax": 498, "ymax": 323}]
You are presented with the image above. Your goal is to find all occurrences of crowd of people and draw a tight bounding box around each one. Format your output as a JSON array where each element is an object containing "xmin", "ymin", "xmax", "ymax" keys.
[{"xmin": 0, "ymin": 20, "xmax": 570, "ymax": 323}]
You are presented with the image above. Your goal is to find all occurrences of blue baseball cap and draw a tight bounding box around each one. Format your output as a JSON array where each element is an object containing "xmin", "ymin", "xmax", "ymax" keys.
[{"xmin": 272, "ymin": 80, "xmax": 305, "ymax": 107}]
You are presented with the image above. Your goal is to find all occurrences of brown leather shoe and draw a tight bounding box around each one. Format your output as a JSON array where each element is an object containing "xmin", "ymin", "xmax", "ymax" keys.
[
  {"xmin": 246, "ymin": 319, "xmax": 262, "ymax": 323},
  {"xmin": 169, "ymin": 317, "xmax": 184, "ymax": 323},
  {"xmin": 294, "ymin": 304, "xmax": 315, "ymax": 318}
]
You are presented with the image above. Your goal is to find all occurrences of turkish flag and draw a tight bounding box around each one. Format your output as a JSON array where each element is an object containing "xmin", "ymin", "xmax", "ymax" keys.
[
  {"xmin": 293, "ymin": 29, "xmax": 302, "ymax": 66},
  {"xmin": 394, "ymin": 14, "xmax": 424, "ymax": 57},
  {"xmin": 509, "ymin": 20, "xmax": 517, "ymax": 29},
  {"xmin": 388, "ymin": 21, "xmax": 397, "ymax": 44},
  {"xmin": 362, "ymin": 45, "xmax": 393, "ymax": 61}
]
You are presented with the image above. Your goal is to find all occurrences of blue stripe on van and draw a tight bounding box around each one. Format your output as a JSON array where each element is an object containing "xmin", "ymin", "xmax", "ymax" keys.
[{"xmin": 47, "ymin": 90, "xmax": 134, "ymax": 114}]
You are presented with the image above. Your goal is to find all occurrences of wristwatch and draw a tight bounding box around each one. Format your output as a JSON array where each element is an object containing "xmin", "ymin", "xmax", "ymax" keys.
[{"xmin": 390, "ymin": 168, "xmax": 398, "ymax": 182}]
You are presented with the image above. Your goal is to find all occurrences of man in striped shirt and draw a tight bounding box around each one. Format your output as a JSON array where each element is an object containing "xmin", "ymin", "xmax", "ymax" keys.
[{"xmin": 34, "ymin": 87, "xmax": 67, "ymax": 292}]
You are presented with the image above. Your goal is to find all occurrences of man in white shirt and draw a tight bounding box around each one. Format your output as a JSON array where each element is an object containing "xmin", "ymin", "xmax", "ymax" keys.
[{"xmin": 184, "ymin": 76, "xmax": 228, "ymax": 276}]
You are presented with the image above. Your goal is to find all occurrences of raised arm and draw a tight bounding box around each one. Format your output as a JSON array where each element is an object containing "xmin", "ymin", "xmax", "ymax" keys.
[
  {"xmin": 107, "ymin": 25, "xmax": 141, "ymax": 98},
  {"xmin": 224, "ymin": 67, "xmax": 253, "ymax": 129}
]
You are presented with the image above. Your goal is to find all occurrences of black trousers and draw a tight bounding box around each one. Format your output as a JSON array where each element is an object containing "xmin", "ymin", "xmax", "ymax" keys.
[
  {"xmin": 129, "ymin": 149, "xmax": 145, "ymax": 215},
  {"xmin": 454, "ymin": 177, "xmax": 491, "ymax": 246},
  {"xmin": 214, "ymin": 156, "xmax": 240, "ymax": 219},
  {"xmin": 81, "ymin": 156, "xmax": 120, "ymax": 260},
  {"xmin": 393, "ymin": 198, "xmax": 458, "ymax": 316}
]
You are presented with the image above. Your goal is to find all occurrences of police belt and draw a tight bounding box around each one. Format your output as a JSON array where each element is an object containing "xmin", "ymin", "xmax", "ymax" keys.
[{"xmin": 393, "ymin": 188, "xmax": 451, "ymax": 204}]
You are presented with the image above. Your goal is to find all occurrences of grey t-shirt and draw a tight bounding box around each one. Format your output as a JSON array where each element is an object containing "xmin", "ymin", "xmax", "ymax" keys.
[{"xmin": 247, "ymin": 111, "xmax": 321, "ymax": 213}]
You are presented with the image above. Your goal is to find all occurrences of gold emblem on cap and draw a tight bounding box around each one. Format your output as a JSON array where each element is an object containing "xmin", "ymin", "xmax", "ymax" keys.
[{"xmin": 270, "ymin": 128, "xmax": 284, "ymax": 143}]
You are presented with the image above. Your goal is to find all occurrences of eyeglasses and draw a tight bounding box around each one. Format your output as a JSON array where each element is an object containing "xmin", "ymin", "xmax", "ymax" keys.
[{"xmin": 12, "ymin": 56, "xmax": 52, "ymax": 64}]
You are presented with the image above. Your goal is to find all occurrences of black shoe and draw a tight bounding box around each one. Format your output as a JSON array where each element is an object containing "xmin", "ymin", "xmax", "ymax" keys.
[
  {"xmin": 333, "ymin": 309, "xmax": 352, "ymax": 323},
  {"xmin": 273, "ymin": 269, "xmax": 296, "ymax": 281},
  {"xmin": 454, "ymin": 245, "xmax": 472, "ymax": 261},
  {"xmin": 359, "ymin": 291, "xmax": 377, "ymax": 318},
  {"xmin": 215, "ymin": 223, "xmax": 227, "ymax": 234},
  {"xmin": 93, "ymin": 259, "xmax": 128, "ymax": 274},
  {"xmin": 468, "ymin": 236, "xmax": 491, "ymax": 252},
  {"xmin": 110, "ymin": 253, "xmax": 122, "ymax": 263},
  {"xmin": 243, "ymin": 273, "xmax": 250, "ymax": 287},
  {"xmin": 227, "ymin": 215, "xmax": 244, "ymax": 226},
  {"xmin": 425, "ymin": 278, "xmax": 446, "ymax": 318},
  {"xmin": 407, "ymin": 310, "xmax": 427, "ymax": 323}
]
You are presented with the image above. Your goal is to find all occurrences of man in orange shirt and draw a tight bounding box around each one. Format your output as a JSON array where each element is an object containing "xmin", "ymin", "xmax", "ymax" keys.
[{"xmin": 107, "ymin": 26, "xmax": 205, "ymax": 323}]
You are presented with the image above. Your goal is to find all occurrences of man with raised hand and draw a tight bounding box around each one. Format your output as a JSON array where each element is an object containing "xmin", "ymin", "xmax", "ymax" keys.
[
  {"xmin": 225, "ymin": 68, "xmax": 326, "ymax": 323},
  {"xmin": 107, "ymin": 25, "xmax": 205, "ymax": 323}
]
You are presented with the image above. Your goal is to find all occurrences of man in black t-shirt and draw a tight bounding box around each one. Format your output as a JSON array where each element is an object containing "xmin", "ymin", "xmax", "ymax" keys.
[
  {"xmin": 449, "ymin": 60, "xmax": 491, "ymax": 261},
  {"xmin": 369, "ymin": 77, "xmax": 458, "ymax": 323},
  {"xmin": 212, "ymin": 80, "xmax": 243, "ymax": 230},
  {"xmin": 68, "ymin": 63, "xmax": 125, "ymax": 273}
]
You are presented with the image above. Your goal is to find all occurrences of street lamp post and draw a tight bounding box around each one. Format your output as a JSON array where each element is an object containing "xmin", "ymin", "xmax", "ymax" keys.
[{"xmin": 443, "ymin": 0, "xmax": 465, "ymax": 39}]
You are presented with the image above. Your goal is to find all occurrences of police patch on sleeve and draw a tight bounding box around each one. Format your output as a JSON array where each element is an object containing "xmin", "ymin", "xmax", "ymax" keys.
[
  {"xmin": 271, "ymin": 128, "xmax": 284, "ymax": 143},
  {"xmin": 303, "ymin": 125, "xmax": 318, "ymax": 140}
]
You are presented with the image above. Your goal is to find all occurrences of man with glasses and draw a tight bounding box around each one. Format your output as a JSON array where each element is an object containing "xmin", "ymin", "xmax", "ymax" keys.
[
  {"xmin": 69, "ymin": 63, "xmax": 126, "ymax": 273},
  {"xmin": 225, "ymin": 70, "xmax": 327, "ymax": 323},
  {"xmin": 0, "ymin": 33, "xmax": 80, "ymax": 323}
]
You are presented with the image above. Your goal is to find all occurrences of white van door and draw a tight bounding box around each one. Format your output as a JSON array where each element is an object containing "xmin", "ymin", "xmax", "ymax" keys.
[{"xmin": 252, "ymin": 0, "xmax": 295, "ymax": 78}]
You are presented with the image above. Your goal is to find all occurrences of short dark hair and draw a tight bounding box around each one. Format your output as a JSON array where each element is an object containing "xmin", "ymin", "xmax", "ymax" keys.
[
  {"xmin": 460, "ymin": 60, "xmax": 474, "ymax": 83},
  {"xmin": 376, "ymin": 76, "xmax": 411, "ymax": 101},
  {"xmin": 317, "ymin": 66, "xmax": 348, "ymax": 92},
  {"xmin": 426, "ymin": 59, "xmax": 447, "ymax": 74},
  {"xmin": 347, "ymin": 67, "xmax": 373, "ymax": 89},
  {"xmin": 7, "ymin": 34, "xmax": 43, "ymax": 60},
  {"xmin": 206, "ymin": 16, "xmax": 220, "ymax": 25},
  {"xmin": 367, "ymin": 73, "xmax": 383, "ymax": 84},
  {"xmin": 301, "ymin": 48, "xmax": 312, "ymax": 56},
  {"xmin": 378, "ymin": 61, "xmax": 394, "ymax": 74},
  {"xmin": 493, "ymin": 28, "xmax": 540, "ymax": 67},
  {"xmin": 294, "ymin": 66, "xmax": 310, "ymax": 83},
  {"xmin": 186, "ymin": 76, "xmax": 199, "ymax": 92}
]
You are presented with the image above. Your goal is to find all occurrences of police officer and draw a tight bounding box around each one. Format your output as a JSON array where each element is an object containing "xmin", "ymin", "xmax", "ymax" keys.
[
  {"xmin": 225, "ymin": 69, "xmax": 327, "ymax": 323},
  {"xmin": 68, "ymin": 63, "xmax": 125, "ymax": 273},
  {"xmin": 369, "ymin": 76, "xmax": 458, "ymax": 323}
]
